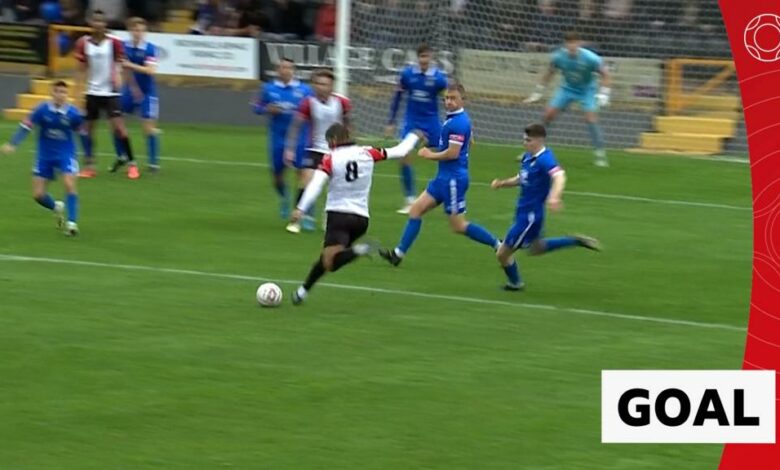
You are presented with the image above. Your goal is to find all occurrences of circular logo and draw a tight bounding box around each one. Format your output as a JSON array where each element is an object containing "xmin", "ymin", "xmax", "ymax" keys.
[{"xmin": 744, "ymin": 13, "xmax": 780, "ymax": 62}]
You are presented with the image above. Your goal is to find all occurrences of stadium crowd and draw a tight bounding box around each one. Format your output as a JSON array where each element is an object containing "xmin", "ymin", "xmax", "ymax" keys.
[{"xmin": 0, "ymin": 0, "xmax": 729, "ymax": 57}]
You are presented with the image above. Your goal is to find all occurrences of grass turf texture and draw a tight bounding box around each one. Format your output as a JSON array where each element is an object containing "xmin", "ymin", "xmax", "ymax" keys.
[{"xmin": 0, "ymin": 121, "xmax": 751, "ymax": 469}]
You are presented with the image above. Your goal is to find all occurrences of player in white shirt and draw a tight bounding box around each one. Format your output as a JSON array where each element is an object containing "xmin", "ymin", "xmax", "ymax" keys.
[
  {"xmin": 74, "ymin": 9, "xmax": 138, "ymax": 179},
  {"xmin": 290, "ymin": 123, "xmax": 421, "ymax": 305},
  {"xmin": 284, "ymin": 68, "xmax": 350, "ymax": 233}
]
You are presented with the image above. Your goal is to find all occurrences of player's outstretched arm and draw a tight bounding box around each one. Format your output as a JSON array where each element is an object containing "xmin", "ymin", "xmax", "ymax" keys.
[
  {"xmin": 2, "ymin": 115, "xmax": 36, "ymax": 155},
  {"xmin": 383, "ymin": 132, "xmax": 421, "ymax": 159},
  {"xmin": 491, "ymin": 175, "xmax": 521, "ymax": 189},
  {"xmin": 525, "ymin": 64, "xmax": 556, "ymax": 104}
]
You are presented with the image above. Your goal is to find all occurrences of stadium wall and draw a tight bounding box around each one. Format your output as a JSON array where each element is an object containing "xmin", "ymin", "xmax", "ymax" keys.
[{"xmin": 0, "ymin": 74, "xmax": 748, "ymax": 155}]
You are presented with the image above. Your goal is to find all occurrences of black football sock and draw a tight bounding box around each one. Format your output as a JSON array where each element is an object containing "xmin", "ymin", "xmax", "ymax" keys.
[
  {"xmin": 120, "ymin": 136, "xmax": 135, "ymax": 162},
  {"xmin": 331, "ymin": 248, "xmax": 359, "ymax": 272},
  {"xmin": 303, "ymin": 256, "xmax": 326, "ymax": 291}
]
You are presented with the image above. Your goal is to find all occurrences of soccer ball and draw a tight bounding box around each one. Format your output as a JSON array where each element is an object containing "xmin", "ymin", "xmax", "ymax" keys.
[
  {"xmin": 256, "ymin": 282, "xmax": 283, "ymax": 307},
  {"xmin": 744, "ymin": 14, "xmax": 780, "ymax": 62}
]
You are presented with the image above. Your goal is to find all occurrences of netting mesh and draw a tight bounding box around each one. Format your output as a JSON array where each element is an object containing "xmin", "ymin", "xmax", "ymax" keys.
[{"xmin": 347, "ymin": 0, "xmax": 743, "ymax": 153}]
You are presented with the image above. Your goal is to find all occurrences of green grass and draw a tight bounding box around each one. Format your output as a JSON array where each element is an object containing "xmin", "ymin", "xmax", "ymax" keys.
[{"xmin": 0, "ymin": 121, "xmax": 752, "ymax": 469}]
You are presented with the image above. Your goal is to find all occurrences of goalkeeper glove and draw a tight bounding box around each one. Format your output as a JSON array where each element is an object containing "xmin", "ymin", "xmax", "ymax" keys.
[
  {"xmin": 524, "ymin": 84, "xmax": 545, "ymax": 104},
  {"xmin": 596, "ymin": 86, "xmax": 611, "ymax": 107}
]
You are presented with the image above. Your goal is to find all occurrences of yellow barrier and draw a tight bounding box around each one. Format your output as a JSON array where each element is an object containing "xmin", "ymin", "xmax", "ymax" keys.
[
  {"xmin": 48, "ymin": 24, "xmax": 91, "ymax": 76},
  {"xmin": 665, "ymin": 58, "xmax": 737, "ymax": 115}
]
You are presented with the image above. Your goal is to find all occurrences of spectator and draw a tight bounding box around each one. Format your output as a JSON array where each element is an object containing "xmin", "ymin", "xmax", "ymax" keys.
[
  {"xmin": 190, "ymin": 0, "xmax": 228, "ymax": 35},
  {"xmin": 314, "ymin": 0, "xmax": 336, "ymax": 42}
]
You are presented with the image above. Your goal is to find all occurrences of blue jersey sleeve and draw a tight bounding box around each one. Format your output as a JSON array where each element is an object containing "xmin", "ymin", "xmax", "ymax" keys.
[
  {"xmin": 539, "ymin": 151, "xmax": 562, "ymax": 175},
  {"xmin": 26, "ymin": 104, "xmax": 46, "ymax": 127},
  {"xmin": 399, "ymin": 68, "xmax": 411, "ymax": 90},
  {"xmin": 146, "ymin": 43, "xmax": 158, "ymax": 66},
  {"xmin": 444, "ymin": 118, "xmax": 468, "ymax": 147},
  {"xmin": 69, "ymin": 107, "xmax": 84, "ymax": 130},
  {"xmin": 253, "ymin": 83, "xmax": 271, "ymax": 115}
]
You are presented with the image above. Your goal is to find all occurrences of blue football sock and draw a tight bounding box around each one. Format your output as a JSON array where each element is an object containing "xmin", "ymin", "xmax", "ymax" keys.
[
  {"xmin": 113, "ymin": 134, "xmax": 124, "ymax": 159},
  {"xmin": 465, "ymin": 222, "xmax": 499, "ymax": 248},
  {"xmin": 35, "ymin": 193, "xmax": 55, "ymax": 210},
  {"xmin": 66, "ymin": 192, "xmax": 78, "ymax": 223},
  {"xmin": 503, "ymin": 261, "xmax": 521, "ymax": 286},
  {"xmin": 397, "ymin": 218, "xmax": 422, "ymax": 255},
  {"xmin": 147, "ymin": 133, "xmax": 159, "ymax": 166},
  {"xmin": 541, "ymin": 236, "xmax": 581, "ymax": 254},
  {"xmin": 401, "ymin": 163, "xmax": 415, "ymax": 199},
  {"xmin": 80, "ymin": 133, "xmax": 93, "ymax": 160},
  {"xmin": 587, "ymin": 121, "xmax": 604, "ymax": 151}
]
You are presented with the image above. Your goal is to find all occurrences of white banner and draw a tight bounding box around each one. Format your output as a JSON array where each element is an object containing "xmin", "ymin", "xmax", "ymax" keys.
[
  {"xmin": 458, "ymin": 49, "xmax": 662, "ymax": 109},
  {"xmin": 602, "ymin": 370, "xmax": 776, "ymax": 444},
  {"xmin": 112, "ymin": 31, "xmax": 258, "ymax": 80}
]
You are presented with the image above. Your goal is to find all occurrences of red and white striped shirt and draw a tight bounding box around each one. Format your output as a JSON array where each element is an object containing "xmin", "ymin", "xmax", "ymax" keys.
[{"xmin": 75, "ymin": 35, "xmax": 124, "ymax": 97}]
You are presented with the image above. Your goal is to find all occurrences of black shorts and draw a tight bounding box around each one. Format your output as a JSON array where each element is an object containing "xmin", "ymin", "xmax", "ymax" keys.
[
  {"xmin": 323, "ymin": 211, "xmax": 369, "ymax": 248},
  {"xmin": 301, "ymin": 150, "xmax": 325, "ymax": 170},
  {"xmin": 85, "ymin": 95, "xmax": 122, "ymax": 121}
]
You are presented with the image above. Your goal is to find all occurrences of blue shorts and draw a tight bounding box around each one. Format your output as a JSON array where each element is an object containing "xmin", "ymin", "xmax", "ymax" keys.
[
  {"xmin": 504, "ymin": 211, "xmax": 544, "ymax": 250},
  {"xmin": 120, "ymin": 91, "xmax": 159, "ymax": 119},
  {"xmin": 269, "ymin": 142, "xmax": 307, "ymax": 174},
  {"xmin": 549, "ymin": 87, "xmax": 597, "ymax": 112},
  {"xmin": 425, "ymin": 176, "xmax": 469, "ymax": 215},
  {"xmin": 33, "ymin": 155, "xmax": 79, "ymax": 180},
  {"xmin": 402, "ymin": 119, "xmax": 441, "ymax": 148}
]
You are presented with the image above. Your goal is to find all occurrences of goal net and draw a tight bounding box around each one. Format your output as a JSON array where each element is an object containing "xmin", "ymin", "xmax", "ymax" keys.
[{"xmin": 346, "ymin": 0, "xmax": 744, "ymax": 155}]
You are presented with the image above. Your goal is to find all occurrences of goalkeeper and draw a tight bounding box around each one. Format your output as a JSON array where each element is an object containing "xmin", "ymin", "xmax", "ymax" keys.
[{"xmin": 524, "ymin": 31, "xmax": 612, "ymax": 167}]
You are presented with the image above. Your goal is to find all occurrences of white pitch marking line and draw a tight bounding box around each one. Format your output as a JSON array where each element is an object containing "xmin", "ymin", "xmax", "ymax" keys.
[
  {"xmin": 0, "ymin": 253, "xmax": 746, "ymax": 333},
  {"xmin": 72, "ymin": 151, "xmax": 751, "ymax": 212}
]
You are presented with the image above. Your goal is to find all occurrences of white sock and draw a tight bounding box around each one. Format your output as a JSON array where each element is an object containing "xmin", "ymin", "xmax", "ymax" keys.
[
  {"xmin": 595, "ymin": 149, "xmax": 606, "ymax": 159},
  {"xmin": 296, "ymin": 286, "xmax": 308, "ymax": 299},
  {"xmin": 353, "ymin": 244, "xmax": 370, "ymax": 256},
  {"xmin": 394, "ymin": 248, "xmax": 405, "ymax": 258}
]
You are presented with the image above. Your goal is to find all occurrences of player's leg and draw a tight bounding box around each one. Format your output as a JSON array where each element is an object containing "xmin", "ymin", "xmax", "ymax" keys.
[
  {"xmin": 270, "ymin": 142, "xmax": 289, "ymax": 219},
  {"xmin": 108, "ymin": 98, "xmax": 139, "ymax": 179},
  {"xmin": 142, "ymin": 95, "xmax": 161, "ymax": 171},
  {"xmin": 445, "ymin": 177, "xmax": 500, "ymax": 249},
  {"xmin": 61, "ymin": 169, "xmax": 79, "ymax": 236},
  {"xmin": 379, "ymin": 188, "xmax": 439, "ymax": 266},
  {"xmin": 495, "ymin": 212, "xmax": 541, "ymax": 290},
  {"xmin": 396, "ymin": 122, "xmax": 418, "ymax": 214},
  {"xmin": 31, "ymin": 163, "xmax": 62, "ymax": 228},
  {"xmin": 114, "ymin": 89, "xmax": 135, "ymax": 161},
  {"xmin": 496, "ymin": 243, "xmax": 522, "ymax": 291},
  {"xmin": 293, "ymin": 213, "xmax": 371, "ymax": 305},
  {"xmin": 583, "ymin": 97, "xmax": 608, "ymax": 167},
  {"xmin": 543, "ymin": 88, "xmax": 574, "ymax": 126},
  {"xmin": 79, "ymin": 96, "xmax": 98, "ymax": 178},
  {"xmin": 528, "ymin": 234, "xmax": 601, "ymax": 255}
]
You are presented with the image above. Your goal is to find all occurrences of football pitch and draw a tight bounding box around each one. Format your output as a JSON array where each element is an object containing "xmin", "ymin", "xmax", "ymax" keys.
[{"xmin": 0, "ymin": 121, "xmax": 752, "ymax": 469}]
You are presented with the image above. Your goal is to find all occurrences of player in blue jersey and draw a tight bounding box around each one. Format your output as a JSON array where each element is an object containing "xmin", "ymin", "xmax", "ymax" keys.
[
  {"xmin": 525, "ymin": 32, "xmax": 612, "ymax": 167},
  {"xmin": 491, "ymin": 123, "xmax": 600, "ymax": 290},
  {"xmin": 379, "ymin": 82, "xmax": 500, "ymax": 266},
  {"xmin": 1, "ymin": 81, "xmax": 83, "ymax": 236},
  {"xmin": 385, "ymin": 43, "xmax": 449, "ymax": 214},
  {"xmin": 117, "ymin": 17, "xmax": 161, "ymax": 172},
  {"xmin": 252, "ymin": 57, "xmax": 312, "ymax": 220}
]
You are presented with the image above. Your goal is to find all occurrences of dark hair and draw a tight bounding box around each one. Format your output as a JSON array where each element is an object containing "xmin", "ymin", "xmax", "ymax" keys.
[
  {"xmin": 524, "ymin": 123, "xmax": 547, "ymax": 139},
  {"xmin": 92, "ymin": 9, "xmax": 105, "ymax": 17},
  {"xmin": 280, "ymin": 57, "xmax": 295, "ymax": 65},
  {"xmin": 53, "ymin": 80, "xmax": 68, "ymax": 88},
  {"xmin": 417, "ymin": 43, "xmax": 432, "ymax": 56},
  {"xmin": 312, "ymin": 68, "xmax": 334, "ymax": 82},
  {"xmin": 564, "ymin": 31, "xmax": 581, "ymax": 42},
  {"xmin": 325, "ymin": 123, "xmax": 351, "ymax": 146},
  {"xmin": 447, "ymin": 81, "xmax": 466, "ymax": 97}
]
